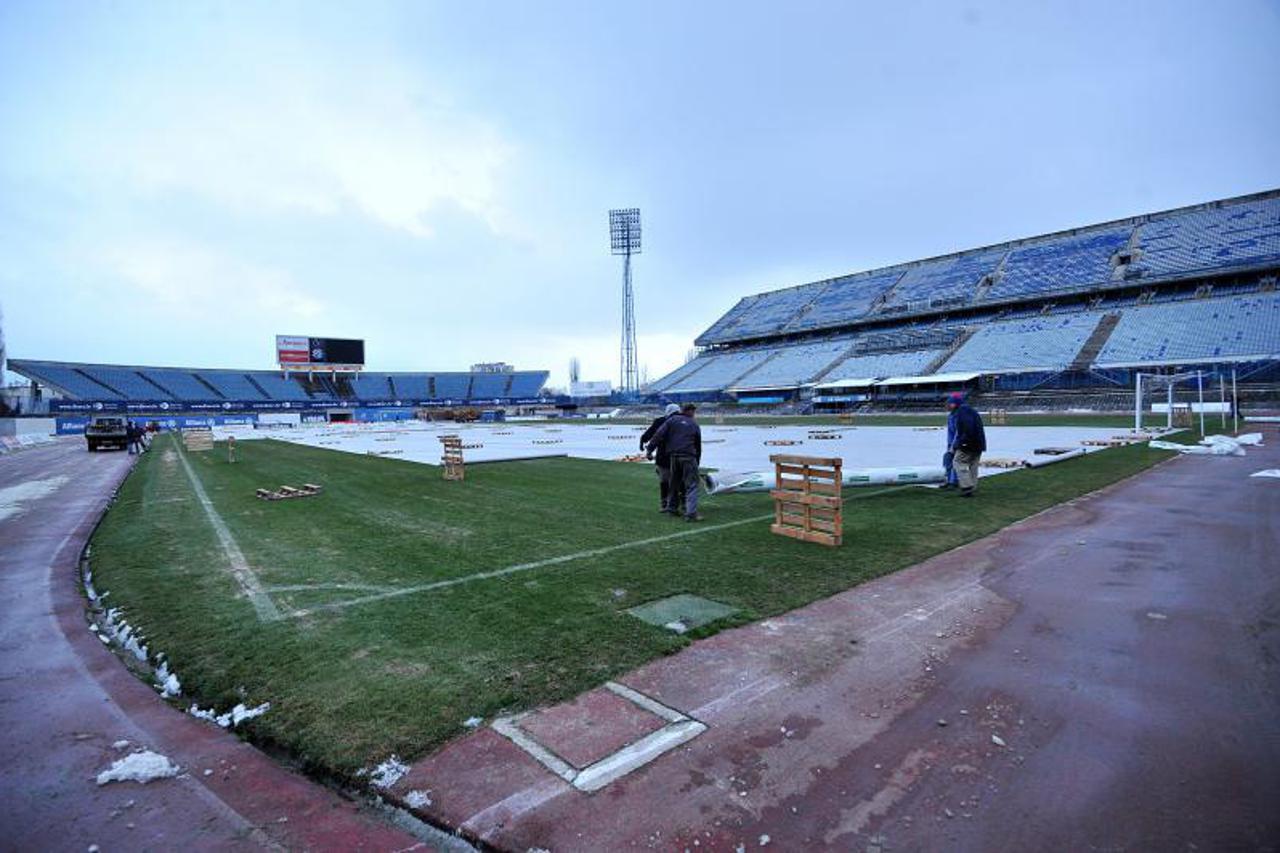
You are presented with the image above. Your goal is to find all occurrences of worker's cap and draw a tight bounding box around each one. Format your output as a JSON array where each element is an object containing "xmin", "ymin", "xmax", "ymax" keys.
[
  {"xmin": 946, "ymin": 392, "xmax": 964, "ymax": 405},
  {"xmin": 664, "ymin": 403, "xmax": 680, "ymax": 415}
]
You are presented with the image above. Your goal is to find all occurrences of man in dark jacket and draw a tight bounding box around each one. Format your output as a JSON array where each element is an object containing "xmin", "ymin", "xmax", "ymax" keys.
[
  {"xmin": 641, "ymin": 404, "xmax": 680, "ymax": 512},
  {"xmin": 946, "ymin": 392, "xmax": 986, "ymax": 497},
  {"xmin": 646, "ymin": 403, "xmax": 703, "ymax": 521}
]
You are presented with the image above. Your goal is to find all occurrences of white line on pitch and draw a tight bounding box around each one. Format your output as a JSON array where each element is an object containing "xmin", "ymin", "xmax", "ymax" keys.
[
  {"xmin": 296, "ymin": 514, "xmax": 768, "ymax": 615},
  {"xmin": 263, "ymin": 582, "xmax": 401, "ymax": 593},
  {"xmin": 174, "ymin": 444, "xmax": 282, "ymax": 622},
  {"xmin": 297, "ymin": 513, "xmax": 774, "ymax": 616},
  {"xmin": 292, "ymin": 486, "xmax": 909, "ymax": 618}
]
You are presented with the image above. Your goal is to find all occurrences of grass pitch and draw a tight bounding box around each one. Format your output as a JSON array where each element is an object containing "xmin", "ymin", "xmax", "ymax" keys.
[{"xmin": 89, "ymin": 430, "xmax": 1184, "ymax": 776}]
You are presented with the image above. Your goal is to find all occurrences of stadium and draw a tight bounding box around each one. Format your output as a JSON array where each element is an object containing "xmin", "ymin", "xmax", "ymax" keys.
[
  {"xmin": 3, "ymin": 188, "xmax": 1278, "ymax": 850},
  {"xmin": 6, "ymin": 191, "xmax": 1276, "ymax": 431},
  {"xmin": 2, "ymin": 5, "xmax": 1278, "ymax": 850}
]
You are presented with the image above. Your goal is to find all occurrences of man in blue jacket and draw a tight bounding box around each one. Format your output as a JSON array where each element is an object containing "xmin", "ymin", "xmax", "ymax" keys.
[
  {"xmin": 942, "ymin": 401, "xmax": 960, "ymax": 490},
  {"xmin": 646, "ymin": 403, "xmax": 703, "ymax": 521},
  {"xmin": 946, "ymin": 392, "xmax": 986, "ymax": 497}
]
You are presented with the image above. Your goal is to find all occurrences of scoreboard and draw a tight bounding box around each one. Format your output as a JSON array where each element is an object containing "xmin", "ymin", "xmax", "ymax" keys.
[{"xmin": 276, "ymin": 335, "xmax": 365, "ymax": 369}]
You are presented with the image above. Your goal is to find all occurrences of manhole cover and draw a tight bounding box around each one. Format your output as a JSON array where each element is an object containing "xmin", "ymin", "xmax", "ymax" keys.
[{"xmin": 626, "ymin": 594, "xmax": 737, "ymax": 634}]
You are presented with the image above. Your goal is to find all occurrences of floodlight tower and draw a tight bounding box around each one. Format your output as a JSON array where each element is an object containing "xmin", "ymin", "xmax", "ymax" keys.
[{"xmin": 609, "ymin": 208, "xmax": 641, "ymax": 394}]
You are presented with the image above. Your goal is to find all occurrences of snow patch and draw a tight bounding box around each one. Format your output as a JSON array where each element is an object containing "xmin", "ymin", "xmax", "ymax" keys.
[
  {"xmin": 96, "ymin": 750, "xmax": 179, "ymax": 785},
  {"xmin": 0, "ymin": 475, "xmax": 70, "ymax": 522},
  {"xmin": 159, "ymin": 673, "xmax": 182, "ymax": 698},
  {"xmin": 462, "ymin": 716, "xmax": 483, "ymax": 729},
  {"xmin": 404, "ymin": 789, "xmax": 432, "ymax": 808},
  {"xmin": 187, "ymin": 702, "xmax": 271, "ymax": 728},
  {"xmin": 360, "ymin": 755, "xmax": 410, "ymax": 789}
]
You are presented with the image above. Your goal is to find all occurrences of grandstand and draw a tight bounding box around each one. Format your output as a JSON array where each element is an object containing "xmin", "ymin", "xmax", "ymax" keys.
[
  {"xmin": 650, "ymin": 190, "xmax": 1280, "ymax": 407},
  {"xmin": 6, "ymin": 359, "xmax": 549, "ymax": 414}
]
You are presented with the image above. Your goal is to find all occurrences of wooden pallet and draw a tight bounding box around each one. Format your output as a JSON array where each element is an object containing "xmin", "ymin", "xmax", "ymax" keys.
[
  {"xmin": 183, "ymin": 429, "xmax": 214, "ymax": 452},
  {"xmin": 439, "ymin": 435, "xmax": 464, "ymax": 481},
  {"xmin": 769, "ymin": 454, "xmax": 843, "ymax": 547},
  {"xmin": 256, "ymin": 483, "xmax": 323, "ymax": 501}
]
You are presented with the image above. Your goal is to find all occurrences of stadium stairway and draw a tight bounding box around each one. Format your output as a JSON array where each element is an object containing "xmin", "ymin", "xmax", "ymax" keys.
[
  {"xmin": 1070, "ymin": 312, "xmax": 1122, "ymax": 370},
  {"xmin": 727, "ymin": 349, "xmax": 784, "ymax": 388},
  {"xmin": 921, "ymin": 326, "xmax": 980, "ymax": 374},
  {"xmin": 808, "ymin": 340, "xmax": 867, "ymax": 385},
  {"xmin": 78, "ymin": 368, "xmax": 125, "ymax": 399}
]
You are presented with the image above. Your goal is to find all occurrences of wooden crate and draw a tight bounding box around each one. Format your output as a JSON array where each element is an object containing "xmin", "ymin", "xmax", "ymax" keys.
[
  {"xmin": 183, "ymin": 429, "xmax": 214, "ymax": 452},
  {"xmin": 438, "ymin": 435, "xmax": 464, "ymax": 481},
  {"xmin": 769, "ymin": 454, "xmax": 842, "ymax": 547}
]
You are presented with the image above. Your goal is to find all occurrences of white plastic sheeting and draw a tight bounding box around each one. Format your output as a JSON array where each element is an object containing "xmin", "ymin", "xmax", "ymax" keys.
[
  {"xmin": 1149, "ymin": 433, "xmax": 1264, "ymax": 457},
  {"xmin": 215, "ymin": 421, "xmax": 1123, "ymax": 481},
  {"xmin": 704, "ymin": 465, "xmax": 946, "ymax": 495}
]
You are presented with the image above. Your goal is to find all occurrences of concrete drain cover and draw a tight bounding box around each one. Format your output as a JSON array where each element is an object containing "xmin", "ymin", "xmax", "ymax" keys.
[{"xmin": 627, "ymin": 594, "xmax": 737, "ymax": 634}]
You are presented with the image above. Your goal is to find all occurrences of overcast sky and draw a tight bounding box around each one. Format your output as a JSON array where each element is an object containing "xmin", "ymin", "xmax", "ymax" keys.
[{"xmin": 2, "ymin": 1, "xmax": 1278, "ymax": 389}]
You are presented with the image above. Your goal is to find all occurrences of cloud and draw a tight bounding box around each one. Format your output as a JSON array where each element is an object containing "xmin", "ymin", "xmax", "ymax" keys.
[
  {"xmin": 99, "ymin": 239, "xmax": 325, "ymax": 322},
  {"xmin": 53, "ymin": 26, "xmax": 514, "ymax": 239}
]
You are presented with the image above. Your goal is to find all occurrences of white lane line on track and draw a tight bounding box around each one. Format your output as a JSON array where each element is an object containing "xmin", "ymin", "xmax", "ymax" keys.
[
  {"xmin": 174, "ymin": 444, "xmax": 282, "ymax": 622},
  {"xmin": 294, "ymin": 486, "xmax": 907, "ymax": 618}
]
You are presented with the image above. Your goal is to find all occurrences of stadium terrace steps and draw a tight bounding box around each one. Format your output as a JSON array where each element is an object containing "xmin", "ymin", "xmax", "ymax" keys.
[
  {"xmin": 922, "ymin": 326, "xmax": 980, "ymax": 375},
  {"xmin": 807, "ymin": 340, "xmax": 866, "ymax": 386},
  {"xmin": 1070, "ymin": 312, "xmax": 1122, "ymax": 370}
]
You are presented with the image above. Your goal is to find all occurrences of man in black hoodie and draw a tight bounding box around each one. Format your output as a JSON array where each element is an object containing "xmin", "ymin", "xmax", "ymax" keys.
[
  {"xmin": 646, "ymin": 403, "xmax": 703, "ymax": 521},
  {"xmin": 946, "ymin": 392, "xmax": 986, "ymax": 497},
  {"xmin": 641, "ymin": 404, "xmax": 681, "ymax": 512}
]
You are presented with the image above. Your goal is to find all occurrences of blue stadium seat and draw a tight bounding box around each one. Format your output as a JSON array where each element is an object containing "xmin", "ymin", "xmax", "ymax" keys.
[
  {"xmin": 8, "ymin": 361, "xmax": 124, "ymax": 399},
  {"xmin": 1095, "ymin": 295, "xmax": 1280, "ymax": 367},
  {"xmin": 1133, "ymin": 198, "xmax": 1280, "ymax": 279},
  {"xmin": 984, "ymin": 228, "xmax": 1132, "ymax": 302},
  {"xmin": 942, "ymin": 314, "xmax": 1104, "ymax": 373},
  {"xmin": 141, "ymin": 369, "xmax": 217, "ymax": 400},
  {"xmin": 351, "ymin": 373, "xmax": 394, "ymax": 400},
  {"xmin": 250, "ymin": 373, "xmax": 312, "ymax": 401},
  {"xmin": 882, "ymin": 248, "xmax": 1005, "ymax": 309},
  {"xmin": 199, "ymin": 371, "xmax": 268, "ymax": 400},
  {"xmin": 469, "ymin": 374, "xmax": 509, "ymax": 398},
  {"xmin": 731, "ymin": 339, "xmax": 855, "ymax": 389},
  {"xmin": 80, "ymin": 366, "xmax": 173, "ymax": 399},
  {"xmin": 432, "ymin": 374, "xmax": 471, "ymax": 399},
  {"xmin": 822, "ymin": 348, "xmax": 944, "ymax": 383}
]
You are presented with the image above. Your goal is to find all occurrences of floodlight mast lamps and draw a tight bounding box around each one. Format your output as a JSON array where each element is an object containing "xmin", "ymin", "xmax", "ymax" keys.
[{"xmin": 610, "ymin": 208, "xmax": 642, "ymax": 395}]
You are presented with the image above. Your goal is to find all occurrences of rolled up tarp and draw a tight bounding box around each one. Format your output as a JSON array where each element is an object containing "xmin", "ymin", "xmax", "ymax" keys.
[
  {"xmin": 704, "ymin": 465, "xmax": 946, "ymax": 495},
  {"xmin": 1022, "ymin": 448, "xmax": 1087, "ymax": 468}
]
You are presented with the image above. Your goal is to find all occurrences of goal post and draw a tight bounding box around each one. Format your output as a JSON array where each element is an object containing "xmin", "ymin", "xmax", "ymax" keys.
[{"xmin": 1134, "ymin": 368, "xmax": 1235, "ymax": 435}]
